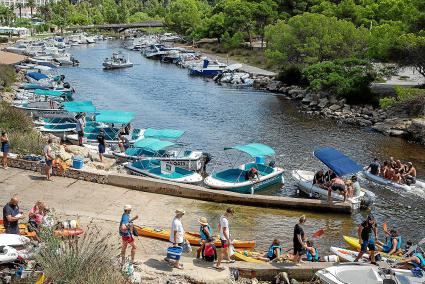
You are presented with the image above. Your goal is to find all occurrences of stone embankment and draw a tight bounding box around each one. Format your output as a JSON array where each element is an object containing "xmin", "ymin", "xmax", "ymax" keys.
[{"xmin": 253, "ymin": 77, "xmax": 425, "ymax": 145}]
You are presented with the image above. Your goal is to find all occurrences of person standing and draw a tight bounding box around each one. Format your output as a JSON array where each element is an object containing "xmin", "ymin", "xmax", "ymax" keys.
[
  {"xmin": 120, "ymin": 205, "xmax": 138, "ymax": 265},
  {"xmin": 43, "ymin": 138, "xmax": 54, "ymax": 181},
  {"xmin": 75, "ymin": 113, "xmax": 85, "ymax": 147},
  {"xmin": 327, "ymin": 177, "xmax": 348, "ymax": 202},
  {"xmin": 170, "ymin": 209, "xmax": 185, "ymax": 269},
  {"xmin": 3, "ymin": 196, "xmax": 24, "ymax": 234},
  {"xmin": 197, "ymin": 217, "xmax": 213, "ymax": 259},
  {"xmin": 214, "ymin": 207, "xmax": 235, "ymax": 270},
  {"xmin": 354, "ymin": 214, "xmax": 378, "ymax": 264},
  {"xmin": 293, "ymin": 215, "xmax": 307, "ymax": 263},
  {"xmin": 97, "ymin": 129, "xmax": 106, "ymax": 163},
  {"xmin": 367, "ymin": 158, "xmax": 381, "ymax": 176},
  {"xmin": 1, "ymin": 131, "xmax": 9, "ymax": 169}
]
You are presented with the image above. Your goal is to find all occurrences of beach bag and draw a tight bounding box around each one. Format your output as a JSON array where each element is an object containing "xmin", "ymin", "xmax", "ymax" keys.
[{"xmin": 182, "ymin": 239, "xmax": 191, "ymax": 253}]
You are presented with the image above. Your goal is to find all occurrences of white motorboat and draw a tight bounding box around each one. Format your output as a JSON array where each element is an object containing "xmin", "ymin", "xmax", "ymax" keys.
[
  {"xmin": 291, "ymin": 147, "xmax": 376, "ymax": 211},
  {"xmin": 316, "ymin": 263, "xmax": 425, "ymax": 284},
  {"xmin": 103, "ymin": 52, "xmax": 133, "ymax": 70},
  {"xmin": 362, "ymin": 170, "xmax": 425, "ymax": 193}
]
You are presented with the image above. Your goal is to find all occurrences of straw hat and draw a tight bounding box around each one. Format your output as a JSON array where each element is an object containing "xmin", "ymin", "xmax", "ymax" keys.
[
  {"xmin": 198, "ymin": 217, "xmax": 208, "ymax": 225},
  {"xmin": 124, "ymin": 205, "xmax": 132, "ymax": 211},
  {"xmin": 175, "ymin": 209, "xmax": 185, "ymax": 215}
]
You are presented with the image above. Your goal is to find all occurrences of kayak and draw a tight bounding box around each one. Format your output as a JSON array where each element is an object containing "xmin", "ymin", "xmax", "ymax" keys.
[
  {"xmin": 343, "ymin": 236, "xmax": 402, "ymax": 260},
  {"xmin": 232, "ymin": 251, "xmax": 265, "ymax": 263},
  {"xmin": 330, "ymin": 246, "xmax": 389, "ymax": 263},
  {"xmin": 0, "ymin": 221, "xmax": 37, "ymax": 238},
  {"xmin": 134, "ymin": 225, "xmax": 256, "ymax": 249},
  {"xmin": 54, "ymin": 228, "xmax": 84, "ymax": 237}
]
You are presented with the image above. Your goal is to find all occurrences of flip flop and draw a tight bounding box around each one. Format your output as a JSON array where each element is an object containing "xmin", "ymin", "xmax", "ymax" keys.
[{"xmin": 214, "ymin": 266, "xmax": 225, "ymax": 271}]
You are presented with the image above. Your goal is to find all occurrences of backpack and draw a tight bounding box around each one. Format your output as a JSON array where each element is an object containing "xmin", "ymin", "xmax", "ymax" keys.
[{"xmin": 203, "ymin": 244, "xmax": 216, "ymax": 262}]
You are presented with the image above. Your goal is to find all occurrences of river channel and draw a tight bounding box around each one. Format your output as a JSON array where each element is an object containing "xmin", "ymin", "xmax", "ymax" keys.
[{"xmin": 56, "ymin": 40, "xmax": 425, "ymax": 251}]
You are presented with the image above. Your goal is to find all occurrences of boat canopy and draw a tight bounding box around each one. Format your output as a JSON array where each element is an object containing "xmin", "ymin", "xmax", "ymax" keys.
[
  {"xmin": 134, "ymin": 138, "xmax": 174, "ymax": 151},
  {"xmin": 143, "ymin": 128, "xmax": 185, "ymax": 139},
  {"xmin": 63, "ymin": 101, "xmax": 96, "ymax": 113},
  {"xmin": 95, "ymin": 110, "xmax": 134, "ymax": 124},
  {"xmin": 27, "ymin": 72, "xmax": 48, "ymax": 81},
  {"xmin": 224, "ymin": 143, "xmax": 275, "ymax": 157},
  {"xmin": 34, "ymin": 89, "xmax": 66, "ymax": 97},
  {"xmin": 314, "ymin": 147, "xmax": 362, "ymax": 177}
]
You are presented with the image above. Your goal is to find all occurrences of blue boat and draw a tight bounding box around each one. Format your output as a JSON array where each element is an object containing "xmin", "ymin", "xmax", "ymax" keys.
[
  {"xmin": 125, "ymin": 140, "xmax": 203, "ymax": 184},
  {"xmin": 204, "ymin": 143, "xmax": 284, "ymax": 194},
  {"xmin": 188, "ymin": 59, "xmax": 227, "ymax": 77}
]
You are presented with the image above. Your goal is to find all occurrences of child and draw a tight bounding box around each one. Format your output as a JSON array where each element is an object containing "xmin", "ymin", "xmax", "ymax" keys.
[{"xmin": 305, "ymin": 240, "xmax": 320, "ymax": 262}]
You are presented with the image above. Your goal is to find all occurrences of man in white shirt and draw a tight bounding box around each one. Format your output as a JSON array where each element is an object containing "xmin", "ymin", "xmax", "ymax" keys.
[
  {"xmin": 43, "ymin": 138, "xmax": 54, "ymax": 181},
  {"xmin": 169, "ymin": 209, "xmax": 185, "ymax": 269},
  {"xmin": 215, "ymin": 207, "xmax": 235, "ymax": 269}
]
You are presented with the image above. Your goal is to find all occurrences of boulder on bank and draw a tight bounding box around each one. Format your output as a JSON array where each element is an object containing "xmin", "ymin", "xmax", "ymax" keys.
[
  {"xmin": 407, "ymin": 118, "xmax": 425, "ymax": 144},
  {"xmin": 372, "ymin": 118, "xmax": 412, "ymax": 137},
  {"xmin": 65, "ymin": 145, "xmax": 90, "ymax": 158}
]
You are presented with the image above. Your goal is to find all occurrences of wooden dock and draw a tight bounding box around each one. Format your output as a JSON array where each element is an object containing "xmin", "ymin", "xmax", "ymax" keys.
[
  {"xmin": 107, "ymin": 174, "xmax": 353, "ymax": 214},
  {"xmin": 230, "ymin": 261, "xmax": 333, "ymax": 281}
]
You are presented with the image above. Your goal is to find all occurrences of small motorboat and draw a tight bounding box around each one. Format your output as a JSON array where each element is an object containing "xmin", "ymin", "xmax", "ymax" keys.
[
  {"xmin": 103, "ymin": 52, "xmax": 133, "ymax": 70},
  {"xmin": 292, "ymin": 147, "xmax": 376, "ymax": 211},
  {"xmin": 316, "ymin": 263, "xmax": 425, "ymax": 284},
  {"xmin": 125, "ymin": 159, "xmax": 203, "ymax": 184},
  {"xmin": 113, "ymin": 129, "xmax": 206, "ymax": 171},
  {"xmin": 362, "ymin": 170, "xmax": 425, "ymax": 193},
  {"xmin": 188, "ymin": 59, "xmax": 227, "ymax": 77},
  {"xmin": 204, "ymin": 143, "xmax": 284, "ymax": 194}
]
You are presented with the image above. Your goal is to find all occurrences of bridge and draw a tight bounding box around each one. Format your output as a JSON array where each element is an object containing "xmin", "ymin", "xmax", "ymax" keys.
[{"xmin": 66, "ymin": 21, "xmax": 164, "ymax": 32}]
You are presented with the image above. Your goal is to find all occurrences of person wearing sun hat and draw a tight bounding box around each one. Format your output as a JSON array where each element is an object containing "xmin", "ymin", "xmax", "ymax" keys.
[
  {"xmin": 119, "ymin": 204, "xmax": 139, "ymax": 265},
  {"xmin": 197, "ymin": 216, "xmax": 213, "ymax": 259},
  {"xmin": 170, "ymin": 209, "xmax": 185, "ymax": 269}
]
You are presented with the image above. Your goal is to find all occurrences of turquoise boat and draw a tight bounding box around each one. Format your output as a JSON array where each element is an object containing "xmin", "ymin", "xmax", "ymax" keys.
[
  {"xmin": 204, "ymin": 143, "xmax": 284, "ymax": 194},
  {"xmin": 125, "ymin": 159, "xmax": 203, "ymax": 184}
]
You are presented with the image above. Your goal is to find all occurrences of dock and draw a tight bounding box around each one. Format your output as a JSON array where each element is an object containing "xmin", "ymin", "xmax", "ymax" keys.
[{"xmin": 230, "ymin": 261, "xmax": 333, "ymax": 282}]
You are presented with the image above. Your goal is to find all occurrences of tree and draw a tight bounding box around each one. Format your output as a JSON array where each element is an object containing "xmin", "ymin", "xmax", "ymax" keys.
[
  {"xmin": 165, "ymin": 0, "xmax": 208, "ymax": 38},
  {"xmin": 221, "ymin": 0, "xmax": 255, "ymax": 47},
  {"xmin": 391, "ymin": 33, "xmax": 425, "ymax": 78},
  {"xmin": 264, "ymin": 13, "xmax": 369, "ymax": 66},
  {"xmin": 16, "ymin": 3, "xmax": 23, "ymax": 19},
  {"xmin": 251, "ymin": 0, "xmax": 278, "ymax": 48},
  {"xmin": 102, "ymin": 0, "xmax": 120, "ymax": 24},
  {"xmin": 202, "ymin": 12, "xmax": 225, "ymax": 42},
  {"xmin": 37, "ymin": 4, "xmax": 52, "ymax": 21},
  {"xmin": 367, "ymin": 22, "xmax": 404, "ymax": 61},
  {"xmin": 27, "ymin": 0, "xmax": 35, "ymax": 19}
]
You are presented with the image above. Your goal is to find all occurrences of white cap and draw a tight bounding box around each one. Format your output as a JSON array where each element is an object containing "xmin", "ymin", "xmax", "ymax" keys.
[{"xmin": 124, "ymin": 205, "xmax": 132, "ymax": 211}]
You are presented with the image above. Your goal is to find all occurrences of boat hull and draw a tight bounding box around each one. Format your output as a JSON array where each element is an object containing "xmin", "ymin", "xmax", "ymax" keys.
[
  {"xmin": 204, "ymin": 167, "xmax": 284, "ymax": 194},
  {"xmin": 362, "ymin": 170, "xmax": 425, "ymax": 192}
]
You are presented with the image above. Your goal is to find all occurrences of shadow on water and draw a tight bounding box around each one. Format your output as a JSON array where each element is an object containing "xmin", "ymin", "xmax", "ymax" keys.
[{"xmin": 56, "ymin": 40, "xmax": 425, "ymax": 250}]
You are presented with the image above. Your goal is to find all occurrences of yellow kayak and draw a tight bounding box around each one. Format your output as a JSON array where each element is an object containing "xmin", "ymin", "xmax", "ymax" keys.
[
  {"xmin": 232, "ymin": 251, "xmax": 265, "ymax": 263},
  {"xmin": 343, "ymin": 236, "xmax": 402, "ymax": 260}
]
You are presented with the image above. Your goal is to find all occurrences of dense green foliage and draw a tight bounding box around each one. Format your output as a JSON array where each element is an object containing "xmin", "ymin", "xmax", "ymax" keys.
[
  {"xmin": 380, "ymin": 87, "xmax": 425, "ymax": 111},
  {"xmin": 0, "ymin": 65, "xmax": 16, "ymax": 88}
]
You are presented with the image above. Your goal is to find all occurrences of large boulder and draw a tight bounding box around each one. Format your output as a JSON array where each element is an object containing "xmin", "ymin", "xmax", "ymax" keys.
[
  {"xmin": 372, "ymin": 118, "xmax": 412, "ymax": 137},
  {"xmin": 329, "ymin": 104, "xmax": 342, "ymax": 111},
  {"xmin": 407, "ymin": 118, "xmax": 425, "ymax": 144},
  {"xmin": 64, "ymin": 145, "xmax": 90, "ymax": 158},
  {"xmin": 266, "ymin": 80, "xmax": 281, "ymax": 92}
]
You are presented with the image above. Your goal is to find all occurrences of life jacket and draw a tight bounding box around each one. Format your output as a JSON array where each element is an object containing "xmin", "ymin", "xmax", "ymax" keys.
[
  {"xmin": 199, "ymin": 224, "xmax": 212, "ymax": 241},
  {"xmin": 204, "ymin": 243, "xmax": 216, "ymax": 257},
  {"xmin": 306, "ymin": 247, "xmax": 320, "ymax": 262},
  {"xmin": 382, "ymin": 236, "xmax": 402, "ymax": 253},
  {"xmin": 267, "ymin": 244, "xmax": 282, "ymax": 259},
  {"xmin": 412, "ymin": 253, "xmax": 425, "ymax": 268}
]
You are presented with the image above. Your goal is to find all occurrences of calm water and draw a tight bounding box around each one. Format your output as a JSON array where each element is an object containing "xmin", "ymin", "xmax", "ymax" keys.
[{"xmin": 56, "ymin": 40, "xmax": 425, "ymax": 251}]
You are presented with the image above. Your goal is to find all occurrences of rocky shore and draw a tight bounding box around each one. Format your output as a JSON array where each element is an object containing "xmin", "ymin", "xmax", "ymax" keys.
[{"xmin": 253, "ymin": 77, "xmax": 425, "ymax": 145}]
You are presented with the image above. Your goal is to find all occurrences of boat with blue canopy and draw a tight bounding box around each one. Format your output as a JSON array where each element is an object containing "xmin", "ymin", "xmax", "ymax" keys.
[
  {"xmin": 66, "ymin": 110, "xmax": 143, "ymax": 145},
  {"xmin": 113, "ymin": 129, "xmax": 206, "ymax": 171},
  {"xmin": 291, "ymin": 147, "xmax": 375, "ymax": 210},
  {"xmin": 125, "ymin": 138, "xmax": 203, "ymax": 184},
  {"xmin": 26, "ymin": 72, "xmax": 49, "ymax": 82},
  {"xmin": 203, "ymin": 143, "xmax": 284, "ymax": 194},
  {"xmin": 114, "ymin": 135, "xmax": 206, "ymax": 171}
]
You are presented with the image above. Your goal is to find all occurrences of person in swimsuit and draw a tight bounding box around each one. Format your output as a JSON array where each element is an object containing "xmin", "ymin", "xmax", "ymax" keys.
[
  {"xmin": 403, "ymin": 162, "xmax": 417, "ymax": 185},
  {"xmin": 328, "ymin": 177, "xmax": 348, "ymax": 202},
  {"xmin": 1, "ymin": 131, "xmax": 9, "ymax": 169}
]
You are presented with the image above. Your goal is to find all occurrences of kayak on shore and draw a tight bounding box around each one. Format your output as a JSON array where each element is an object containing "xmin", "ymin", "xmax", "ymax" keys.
[
  {"xmin": 134, "ymin": 225, "xmax": 256, "ymax": 249},
  {"xmin": 343, "ymin": 236, "xmax": 402, "ymax": 260}
]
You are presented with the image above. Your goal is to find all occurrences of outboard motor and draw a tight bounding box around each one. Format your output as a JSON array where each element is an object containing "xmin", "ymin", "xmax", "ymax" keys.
[
  {"xmin": 360, "ymin": 191, "xmax": 376, "ymax": 209},
  {"xmin": 202, "ymin": 152, "xmax": 212, "ymax": 173},
  {"xmin": 63, "ymin": 82, "xmax": 71, "ymax": 89},
  {"xmin": 60, "ymin": 74, "xmax": 65, "ymax": 81}
]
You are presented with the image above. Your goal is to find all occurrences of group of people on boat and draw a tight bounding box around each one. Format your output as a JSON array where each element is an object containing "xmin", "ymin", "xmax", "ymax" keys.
[
  {"xmin": 354, "ymin": 214, "xmax": 424, "ymax": 270},
  {"xmin": 313, "ymin": 169, "xmax": 361, "ymax": 202},
  {"xmin": 367, "ymin": 157, "xmax": 417, "ymax": 185}
]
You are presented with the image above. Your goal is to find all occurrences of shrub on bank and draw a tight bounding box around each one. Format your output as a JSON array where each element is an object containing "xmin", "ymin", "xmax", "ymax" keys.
[
  {"xmin": 0, "ymin": 102, "xmax": 46, "ymax": 155},
  {"xmin": 0, "ymin": 65, "xmax": 16, "ymax": 88},
  {"xmin": 380, "ymin": 87, "xmax": 425, "ymax": 117}
]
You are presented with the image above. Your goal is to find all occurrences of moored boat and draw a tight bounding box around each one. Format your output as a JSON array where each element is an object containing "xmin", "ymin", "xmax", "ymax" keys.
[
  {"xmin": 362, "ymin": 170, "xmax": 425, "ymax": 193},
  {"xmin": 102, "ymin": 52, "xmax": 133, "ymax": 70},
  {"xmin": 204, "ymin": 143, "xmax": 284, "ymax": 194},
  {"xmin": 188, "ymin": 59, "xmax": 227, "ymax": 77},
  {"xmin": 292, "ymin": 147, "xmax": 376, "ymax": 211}
]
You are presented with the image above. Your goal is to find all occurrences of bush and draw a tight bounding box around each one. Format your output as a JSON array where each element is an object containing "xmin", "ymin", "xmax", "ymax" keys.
[
  {"xmin": 302, "ymin": 58, "xmax": 377, "ymax": 104},
  {"xmin": 0, "ymin": 37, "xmax": 8, "ymax": 43},
  {"xmin": 380, "ymin": 87, "xmax": 425, "ymax": 116},
  {"xmin": 0, "ymin": 102, "xmax": 46, "ymax": 155},
  {"xmin": 220, "ymin": 31, "xmax": 244, "ymax": 51},
  {"xmin": 276, "ymin": 64, "xmax": 308, "ymax": 86},
  {"xmin": 36, "ymin": 222, "xmax": 126, "ymax": 284},
  {"xmin": 0, "ymin": 65, "xmax": 16, "ymax": 88}
]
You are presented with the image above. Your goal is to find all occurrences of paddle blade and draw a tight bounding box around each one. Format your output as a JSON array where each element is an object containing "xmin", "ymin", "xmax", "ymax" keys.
[
  {"xmin": 383, "ymin": 223, "xmax": 388, "ymax": 232},
  {"xmin": 312, "ymin": 229, "xmax": 325, "ymax": 238}
]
